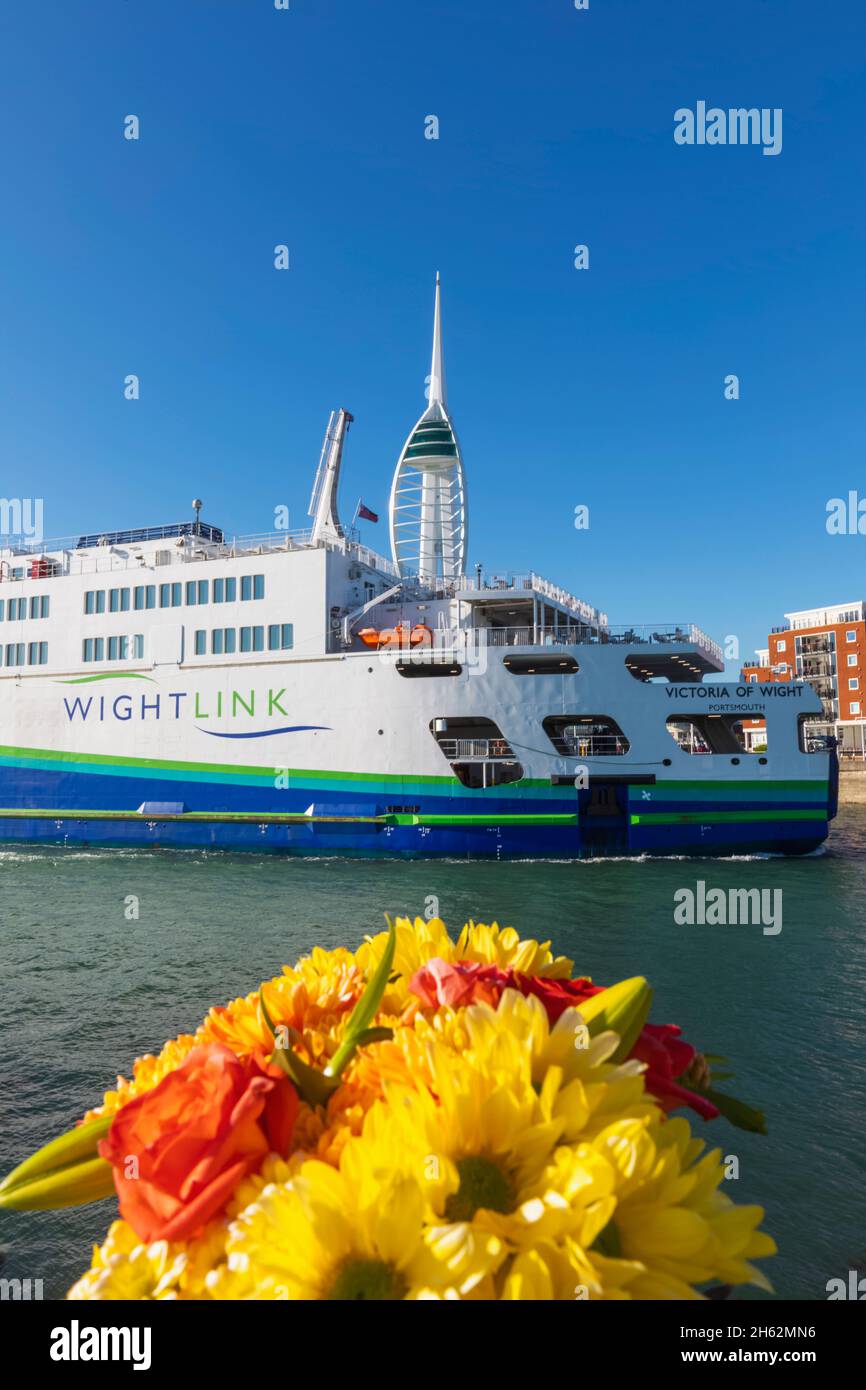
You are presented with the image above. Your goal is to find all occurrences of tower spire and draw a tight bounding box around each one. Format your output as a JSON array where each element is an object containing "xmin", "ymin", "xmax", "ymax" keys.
[
  {"xmin": 429, "ymin": 271, "xmax": 447, "ymax": 407},
  {"xmin": 388, "ymin": 274, "xmax": 467, "ymax": 580}
]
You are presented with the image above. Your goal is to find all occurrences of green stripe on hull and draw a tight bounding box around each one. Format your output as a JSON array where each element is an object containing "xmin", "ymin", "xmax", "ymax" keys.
[
  {"xmin": 630, "ymin": 809, "xmax": 828, "ymax": 826},
  {"xmin": 0, "ymin": 807, "xmax": 577, "ymax": 829}
]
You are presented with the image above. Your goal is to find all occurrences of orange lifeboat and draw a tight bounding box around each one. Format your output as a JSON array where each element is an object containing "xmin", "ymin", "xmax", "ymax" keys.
[
  {"xmin": 409, "ymin": 624, "xmax": 433, "ymax": 647},
  {"xmin": 358, "ymin": 628, "xmax": 381, "ymax": 648}
]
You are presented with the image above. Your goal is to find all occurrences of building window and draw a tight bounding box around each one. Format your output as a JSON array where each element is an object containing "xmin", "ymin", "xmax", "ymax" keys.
[
  {"xmin": 852, "ymin": 702, "xmax": 861, "ymax": 715},
  {"xmin": 847, "ymin": 630, "xmax": 857, "ymax": 642},
  {"xmin": 194, "ymin": 630, "xmax": 207, "ymax": 656},
  {"xmin": 848, "ymin": 654, "xmax": 858, "ymax": 667},
  {"xmin": 778, "ymin": 662, "xmax": 788, "ymax": 674},
  {"xmin": 776, "ymin": 639, "xmax": 787, "ymax": 651},
  {"xmin": 748, "ymin": 673, "xmax": 757, "ymax": 682},
  {"xmin": 850, "ymin": 678, "xmax": 860, "ymax": 691}
]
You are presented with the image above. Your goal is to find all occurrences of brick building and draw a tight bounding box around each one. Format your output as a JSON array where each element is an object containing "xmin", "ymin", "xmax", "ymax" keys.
[{"xmin": 741, "ymin": 602, "xmax": 866, "ymax": 757}]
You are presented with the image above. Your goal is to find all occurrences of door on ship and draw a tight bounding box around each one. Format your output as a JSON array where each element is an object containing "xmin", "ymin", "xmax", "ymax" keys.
[{"xmin": 577, "ymin": 781, "xmax": 629, "ymax": 855}]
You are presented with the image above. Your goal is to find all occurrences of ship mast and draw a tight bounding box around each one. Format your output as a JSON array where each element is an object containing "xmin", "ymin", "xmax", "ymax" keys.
[{"xmin": 388, "ymin": 275, "xmax": 467, "ymax": 580}]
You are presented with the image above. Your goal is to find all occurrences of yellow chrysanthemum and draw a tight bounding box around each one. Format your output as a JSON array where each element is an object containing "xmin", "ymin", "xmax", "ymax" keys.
[{"xmin": 207, "ymin": 1152, "xmax": 502, "ymax": 1300}]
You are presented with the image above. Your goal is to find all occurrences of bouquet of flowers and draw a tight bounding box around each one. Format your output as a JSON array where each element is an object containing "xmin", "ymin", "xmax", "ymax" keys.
[{"xmin": 0, "ymin": 916, "xmax": 775, "ymax": 1300}]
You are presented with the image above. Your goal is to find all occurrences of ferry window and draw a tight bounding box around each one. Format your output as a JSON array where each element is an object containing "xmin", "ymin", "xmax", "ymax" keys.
[
  {"xmin": 109, "ymin": 588, "xmax": 126, "ymax": 613},
  {"xmin": 186, "ymin": 581, "xmax": 197, "ymax": 605},
  {"xmin": 212, "ymin": 629, "xmax": 224, "ymax": 656},
  {"xmin": 134, "ymin": 586, "xmax": 144, "ymax": 610},
  {"xmin": 108, "ymin": 637, "xmax": 119, "ymax": 660},
  {"xmin": 94, "ymin": 638, "xmax": 104, "ymax": 661},
  {"xmin": 226, "ymin": 578, "xmax": 236, "ymax": 602},
  {"xmin": 252, "ymin": 626, "xmax": 264, "ymax": 652},
  {"xmin": 666, "ymin": 715, "xmax": 761, "ymax": 754},
  {"xmin": 29, "ymin": 596, "xmax": 38, "ymax": 619},
  {"xmin": 268, "ymin": 624, "xmax": 293, "ymax": 651},
  {"xmin": 241, "ymin": 576, "xmax": 252, "ymax": 601},
  {"xmin": 9, "ymin": 597, "xmax": 25, "ymax": 620},
  {"xmin": 171, "ymin": 583, "xmax": 181, "ymax": 607},
  {"xmin": 254, "ymin": 575, "xmax": 265, "ymax": 600},
  {"xmin": 847, "ymin": 630, "xmax": 857, "ymax": 642},
  {"xmin": 213, "ymin": 579, "xmax": 224, "ymax": 603},
  {"xmin": 198, "ymin": 580, "xmax": 208, "ymax": 604},
  {"xmin": 504, "ymin": 654, "xmax": 579, "ymax": 674},
  {"xmin": 133, "ymin": 635, "xmax": 144, "ymax": 660},
  {"xmin": 28, "ymin": 642, "xmax": 47, "ymax": 665},
  {"xmin": 0, "ymin": 599, "xmax": 4, "ymax": 620},
  {"xmin": 848, "ymin": 654, "xmax": 858, "ymax": 667},
  {"xmin": 849, "ymin": 678, "xmax": 859, "ymax": 690},
  {"xmin": 120, "ymin": 637, "xmax": 129, "ymax": 660},
  {"xmin": 429, "ymin": 717, "xmax": 524, "ymax": 788},
  {"xmin": 146, "ymin": 586, "xmax": 156, "ymax": 609},
  {"xmin": 224, "ymin": 628, "xmax": 236, "ymax": 654},
  {"xmin": 83, "ymin": 638, "xmax": 94, "ymax": 662},
  {"xmin": 240, "ymin": 626, "xmax": 252, "ymax": 652},
  {"xmin": 542, "ymin": 715, "xmax": 630, "ymax": 756},
  {"xmin": 160, "ymin": 584, "xmax": 171, "ymax": 608},
  {"xmin": 194, "ymin": 630, "xmax": 206, "ymax": 656},
  {"xmin": 40, "ymin": 595, "xmax": 49, "ymax": 618}
]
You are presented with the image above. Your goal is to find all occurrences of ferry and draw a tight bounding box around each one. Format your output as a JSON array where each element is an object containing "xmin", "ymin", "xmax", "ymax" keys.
[{"xmin": 0, "ymin": 279, "xmax": 837, "ymax": 857}]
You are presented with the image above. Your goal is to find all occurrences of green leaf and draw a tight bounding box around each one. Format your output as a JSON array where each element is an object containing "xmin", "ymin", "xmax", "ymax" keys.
[
  {"xmin": 703, "ymin": 1087, "xmax": 767, "ymax": 1135},
  {"xmin": 325, "ymin": 915, "xmax": 398, "ymax": 1080},
  {"xmin": 259, "ymin": 988, "xmax": 337, "ymax": 1109},
  {"xmin": 352, "ymin": 1027, "xmax": 394, "ymax": 1047},
  {"xmin": 0, "ymin": 1114, "xmax": 114, "ymax": 1211}
]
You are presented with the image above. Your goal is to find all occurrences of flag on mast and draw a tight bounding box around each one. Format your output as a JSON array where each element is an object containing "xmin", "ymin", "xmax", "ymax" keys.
[{"xmin": 357, "ymin": 502, "xmax": 378, "ymax": 523}]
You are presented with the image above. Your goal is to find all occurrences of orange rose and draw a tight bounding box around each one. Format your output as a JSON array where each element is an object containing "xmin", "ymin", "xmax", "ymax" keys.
[{"xmin": 98, "ymin": 1042, "xmax": 298, "ymax": 1243}]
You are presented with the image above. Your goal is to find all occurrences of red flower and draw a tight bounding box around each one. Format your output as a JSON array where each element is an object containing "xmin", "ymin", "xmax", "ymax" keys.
[
  {"xmin": 408, "ymin": 959, "xmax": 719, "ymax": 1122},
  {"xmin": 98, "ymin": 1043, "xmax": 299, "ymax": 1243}
]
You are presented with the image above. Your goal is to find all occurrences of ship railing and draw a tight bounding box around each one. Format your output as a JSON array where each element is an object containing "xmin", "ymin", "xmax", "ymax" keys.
[
  {"xmin": 557, "ymin": 735, "xmax": 628, "ymax": 756},
  {"xmin": 436, "ymin": 738, "xmax": 515, "ymax": 761},
  {"xmin": 3, "ymin": 528, "xmax": 399, "ymax": 581},
  {"xmin": 473, "ymin": 623, "xmax": 722, "ymax": 659}
]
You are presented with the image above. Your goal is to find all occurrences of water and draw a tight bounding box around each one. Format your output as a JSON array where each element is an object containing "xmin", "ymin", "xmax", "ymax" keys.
[{"xmin": 2, "ymin": 811, "xmax": 865, "ymax": 1301}]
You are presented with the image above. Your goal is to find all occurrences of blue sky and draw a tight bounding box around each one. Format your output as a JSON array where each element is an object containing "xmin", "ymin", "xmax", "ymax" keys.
[{"xmin": 1, "ymin": 1, "xmax": 865, "ymax": 669}]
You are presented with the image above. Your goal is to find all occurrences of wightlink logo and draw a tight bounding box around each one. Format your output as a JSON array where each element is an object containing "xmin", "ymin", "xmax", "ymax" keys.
[
  {"xmin": 61, "ymin": 684, "xmax": 330, "ymax": 739},
  {"xmin": 674, "ymin": 102, "xmax": 783, "ymax": 156}
]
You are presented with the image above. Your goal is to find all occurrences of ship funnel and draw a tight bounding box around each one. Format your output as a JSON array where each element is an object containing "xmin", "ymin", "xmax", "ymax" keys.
[{"xmin": 309, "ymin": 408, "xmax": 353, "ymax": 545}]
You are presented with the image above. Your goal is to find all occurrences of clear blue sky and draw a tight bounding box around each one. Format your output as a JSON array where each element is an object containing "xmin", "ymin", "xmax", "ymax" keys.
[{"xmin": 1, "ymin": 1, "xmax": 865, "ymax": 671}]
